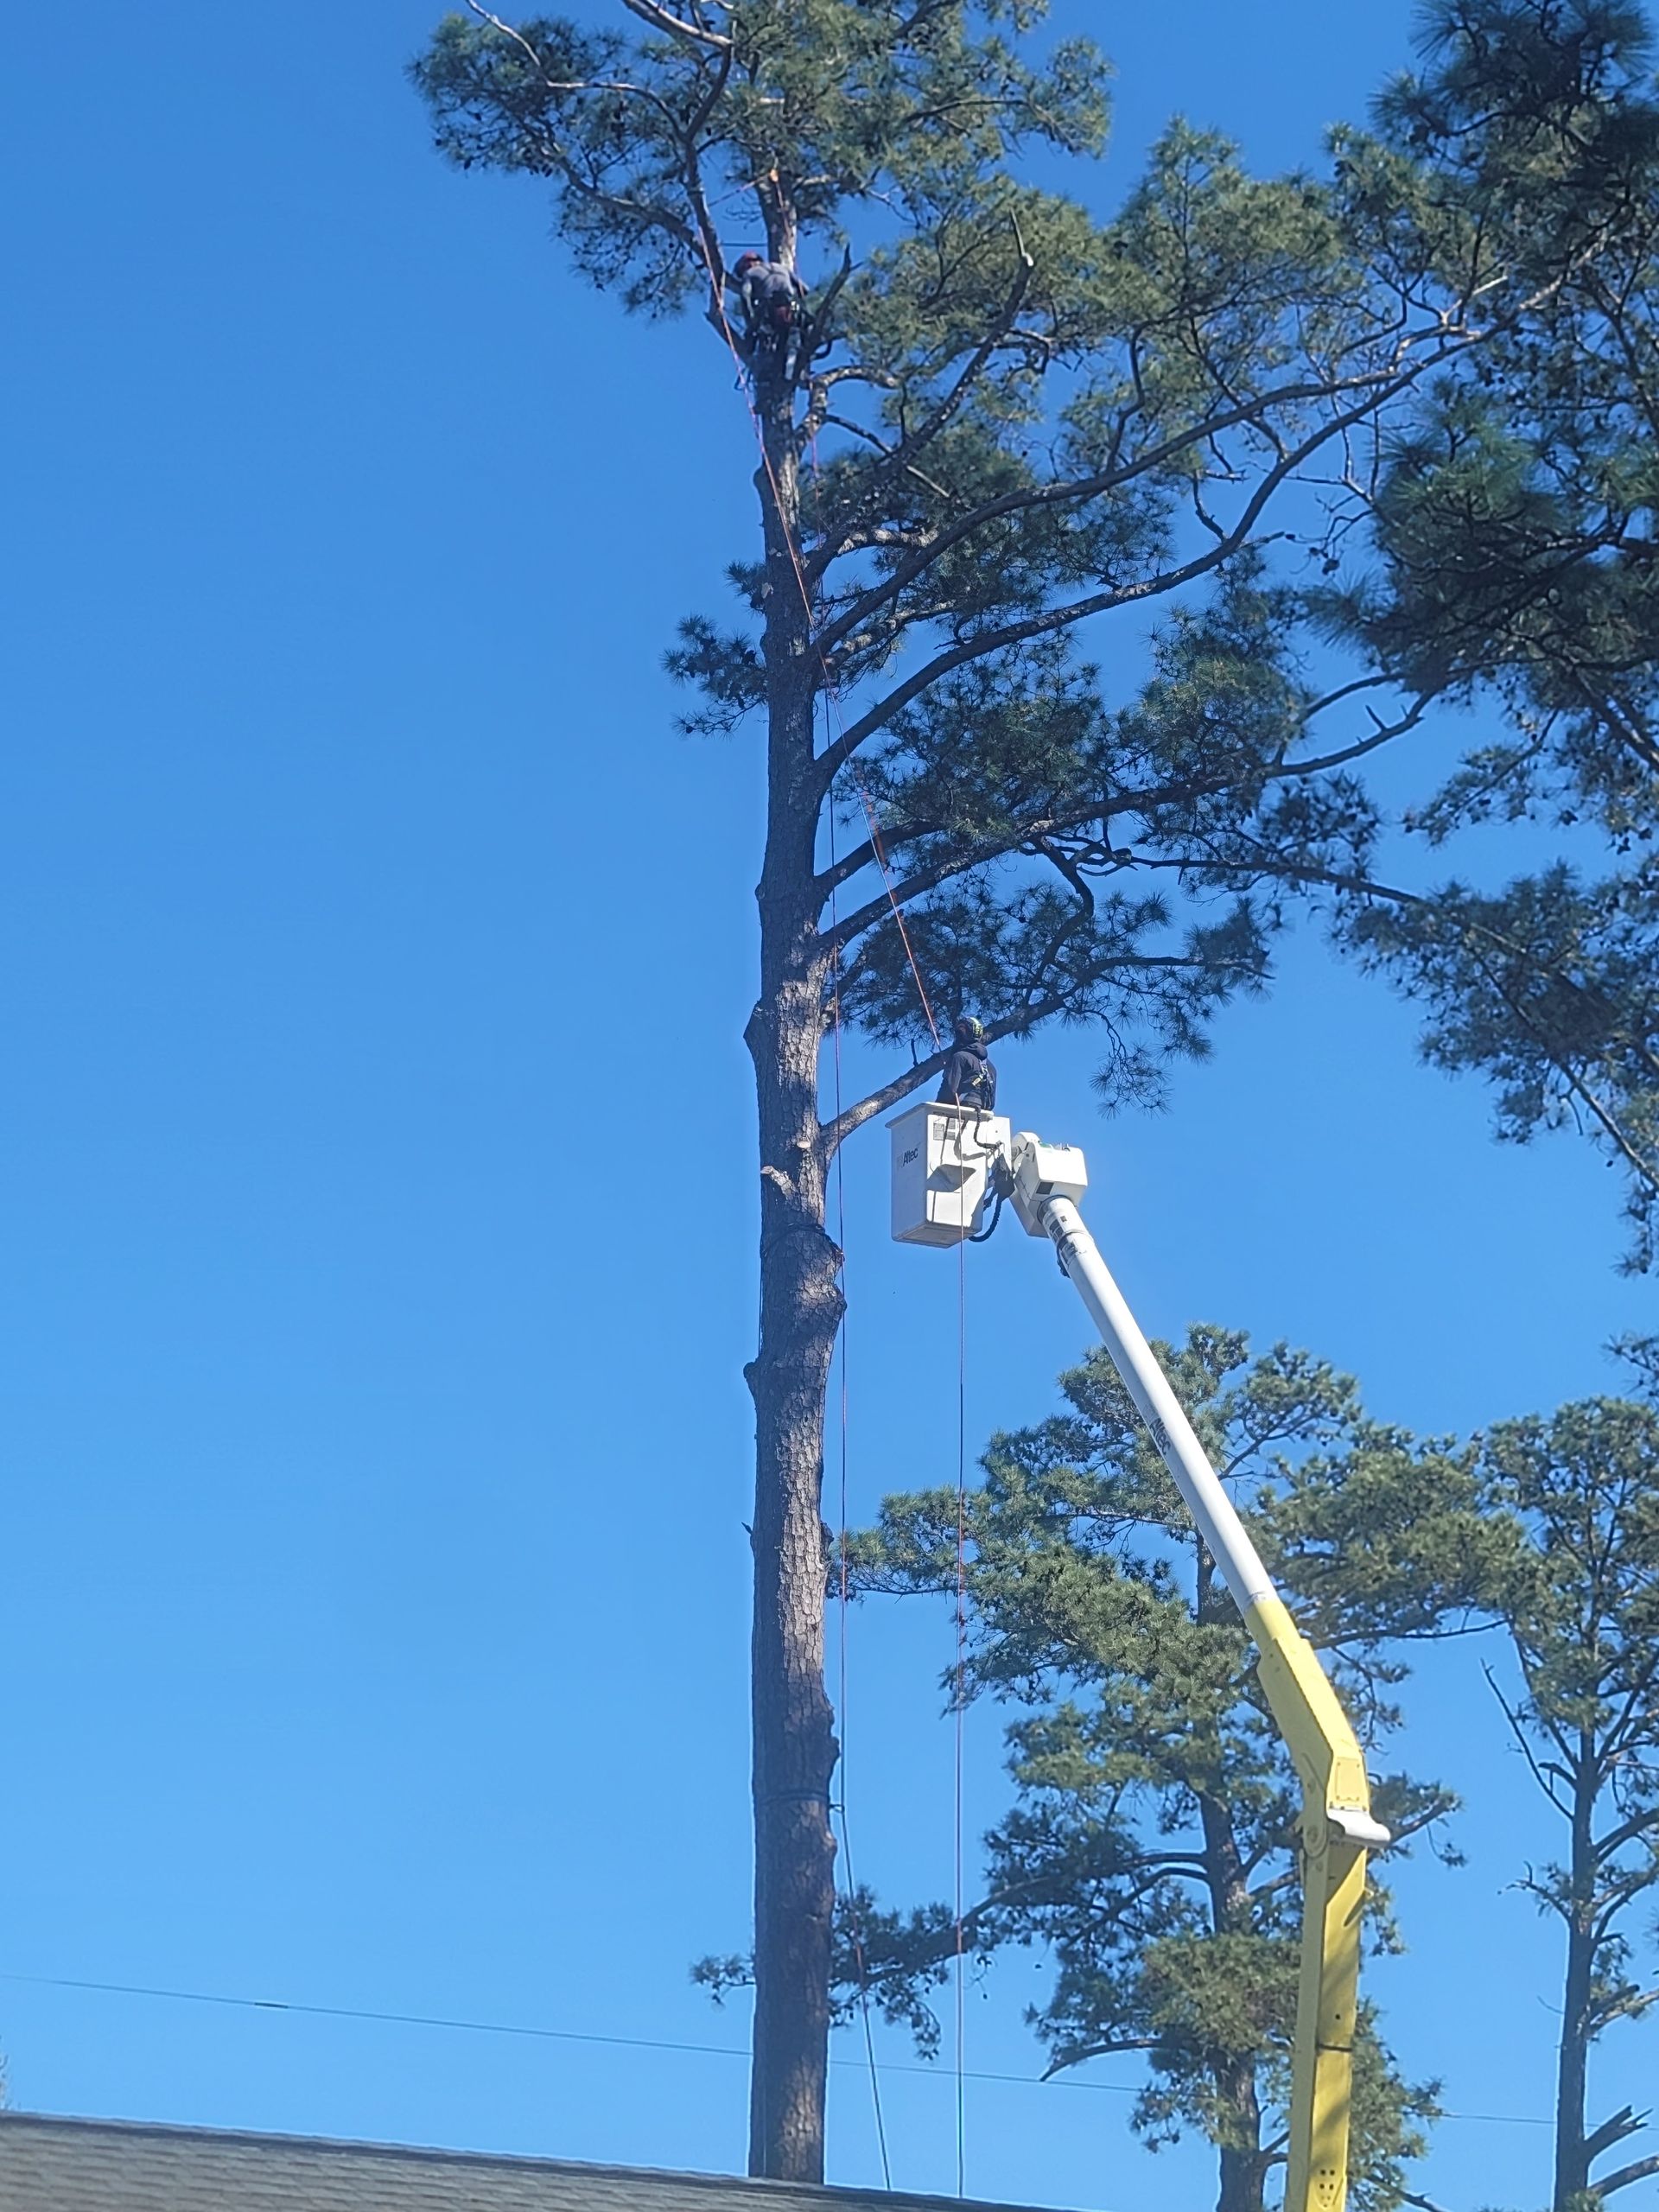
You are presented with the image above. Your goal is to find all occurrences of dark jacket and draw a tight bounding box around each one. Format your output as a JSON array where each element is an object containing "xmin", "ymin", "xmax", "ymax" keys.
[{"xmin": 938, "ymin": 1041, "xmax": 996, "ymax": 1111}]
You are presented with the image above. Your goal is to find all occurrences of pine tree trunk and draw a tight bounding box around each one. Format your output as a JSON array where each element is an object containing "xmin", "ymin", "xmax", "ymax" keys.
[
  {"xmin": 1197, "ymin": 1784, "xmax": 1268, "ymax": 2212},
  {"xmin": 1197, "ymin": 1559, "xmax": 1268, "ymax": 2212},
  {"xmin": 743, "ymin": 328, "xmax": 842, "ymax": 2183},
  {"xmin": 1552, "ymin": 1763, "xmax": 1597, "ymax": 2212}
]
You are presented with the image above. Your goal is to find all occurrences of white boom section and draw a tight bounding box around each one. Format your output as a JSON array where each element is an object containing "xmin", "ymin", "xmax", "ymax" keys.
[{"xmin": 1033, "ymin": 1193, "xmax": 1274, "ymax": 1614}]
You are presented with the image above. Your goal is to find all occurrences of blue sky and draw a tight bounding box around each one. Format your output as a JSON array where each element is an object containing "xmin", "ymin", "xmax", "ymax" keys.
[{"xmin": 2, "ymin": 4, "xmax": 1653, "ymax": 2209}]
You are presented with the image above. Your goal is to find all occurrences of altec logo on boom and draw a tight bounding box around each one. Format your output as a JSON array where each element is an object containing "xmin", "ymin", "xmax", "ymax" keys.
[{"xmin": 888, "ymin": 1098, "xmax": 1390, "ymax": 2212}]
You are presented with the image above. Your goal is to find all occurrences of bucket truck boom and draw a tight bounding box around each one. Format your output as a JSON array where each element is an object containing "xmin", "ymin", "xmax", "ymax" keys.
[{"xmin": 889, "ymin": 1100, "xmax": 1389, "ymax": 2212}]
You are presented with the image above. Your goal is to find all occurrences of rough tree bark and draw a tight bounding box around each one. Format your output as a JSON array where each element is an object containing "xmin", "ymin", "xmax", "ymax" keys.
[
  {"xmin": 1553, "ymin": 1745, "xmax": 1598, "ymax": 2212},
  {"xmin": 1199, "ymin": 1788, "xmax": 1270, "ymax": 2212},
  {"xmin": 1197, "ymin": 1557, "xmax": 1270, "ymax": 2212},
  {"xmin": 741, "ymin": 217, "xmax": 844, "ymax": 2183}
]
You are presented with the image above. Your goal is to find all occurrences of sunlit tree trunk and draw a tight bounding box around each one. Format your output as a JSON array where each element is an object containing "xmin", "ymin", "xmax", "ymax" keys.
[{"xmin": 742, "ymin": 296, "xmax": 842, "ymax": 2182}]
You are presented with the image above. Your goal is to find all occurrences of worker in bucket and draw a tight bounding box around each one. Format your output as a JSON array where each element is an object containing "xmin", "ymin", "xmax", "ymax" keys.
[
  {"xmin": 938, "ymin": 1016, "xmax": 997, "ymax": 1112},
  {"xmin": 730, "ymin": 251, "xmax": 808, "ymax": 371}
]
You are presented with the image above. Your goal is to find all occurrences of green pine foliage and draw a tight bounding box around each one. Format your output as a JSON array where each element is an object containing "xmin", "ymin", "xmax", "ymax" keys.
[
  {"xmin": 409, "ymin": 1, "xmax": 1659, "ymax": 1113},
  {"xmin": 1343, "ymin": 868, "xmax": 1659, "ymax": 1268},
  {"xmin": 1318, "ymin": 3, "xmax": 1659, "ymax": 1264}
]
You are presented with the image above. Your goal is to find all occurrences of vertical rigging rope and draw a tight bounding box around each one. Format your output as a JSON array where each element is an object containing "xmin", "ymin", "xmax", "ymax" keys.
[
  {"xmin": 955, "ymin": 1218, "xmax": 969, "ymax": 2196},
  {"xmin": 829, "ymin": 802, "xmax": 894, "ymax": 2191}
]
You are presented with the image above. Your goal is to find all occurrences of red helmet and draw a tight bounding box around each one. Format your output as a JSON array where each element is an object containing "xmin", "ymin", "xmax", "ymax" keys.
[{"xmin": 734, "ymin": 251, "xmax": 763, "ymax": 274}]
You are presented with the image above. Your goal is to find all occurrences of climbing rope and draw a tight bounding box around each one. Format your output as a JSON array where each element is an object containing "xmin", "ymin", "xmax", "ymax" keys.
[
  {"xmin": 828, "ymin": 801, "xmax": 894, "ymax": 2189},
  {"xmin": 955, "ymin": 1159, "xmax": 969, "ymax": 2196}
]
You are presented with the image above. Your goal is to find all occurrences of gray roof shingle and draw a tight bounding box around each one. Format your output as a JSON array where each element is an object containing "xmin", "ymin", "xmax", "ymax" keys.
[{"xmin": 0, "ymin": 2114, "xmax": 1048, "ymax": 2212}]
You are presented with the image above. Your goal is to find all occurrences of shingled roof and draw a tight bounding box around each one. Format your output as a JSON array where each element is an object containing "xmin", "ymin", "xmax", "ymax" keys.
[{"xmin": 0, "ymin": 2113, "xmax": 1051, "ymax": 2212}]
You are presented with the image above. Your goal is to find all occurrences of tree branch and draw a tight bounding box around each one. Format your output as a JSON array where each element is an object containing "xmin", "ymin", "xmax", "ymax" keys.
[
  {"xmin": 1264, "ymin": 693, "xmax": 1433, "ymax": 780},
  {"xmin": 461, "ymin": 4, "xmax": 703, "ymax": 254},
  {"xmin": 808, "ymin": 226, "xmax": 1034, "ymax": 573},
  {"xmin": 810, "ymin": 377, "xmax": 1436, "ymax": 796},
  {"xmin": 807, "ymin": 229, "xmax": 1611, "ymax": 693},
  {"xmin": 1593, "ymin": 1804, "xmax": 1659, "ymax": 1864},
  {"xmin": 819, "ymin": 957, "xmax": 1263, "ymax": 1155},
  {"xmin": 810, "ymin": 342, "xmax": 1478, "ymax": 652},
  {"xmin": 617, "ymin": 0, "xmax": 733, "ymax": 49},
  {"xmin": 1483, "ymin": 1661, "xmax": 1573, "ymax": 1815},
  {"xmin": 1597, "ymin": 2152, "xmax": 1659, "ymax": 2197},
  {"xmin": 1586, "ymin": 2105, "xmax": 1648, "ymax": 2168},
  {"xmin": 1040, "ymin": 2037, "xmax": 1161, "ymax": 2076}
]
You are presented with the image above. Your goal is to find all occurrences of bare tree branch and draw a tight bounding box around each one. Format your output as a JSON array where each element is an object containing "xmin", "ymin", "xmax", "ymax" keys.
[
  {"xmin": 1598, "ymin": 2152, "xmax": 1659, "ymax": 2196},
  {"xmin": 809, "ymin": 330, "xmax": 1485, "ymax": 647},
  {"xmin": 1040, "ymin": 2037, "xmax": 1162, "ymax": 2075},
  {"xmin": 806, "ymin": 346, "xmax": 1505, "ymax": 799},
  {"xmin": 618, "ymin": 0, "xmax": 733, "ymax": 49}
]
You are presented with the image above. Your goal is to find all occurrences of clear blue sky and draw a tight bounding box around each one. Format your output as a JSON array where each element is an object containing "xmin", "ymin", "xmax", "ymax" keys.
[{"xmin": 3, "ymin": 4, "xmax": 1652, "ymax": 2209}]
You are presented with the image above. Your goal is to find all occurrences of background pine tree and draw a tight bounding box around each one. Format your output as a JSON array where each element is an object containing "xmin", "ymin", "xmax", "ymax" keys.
[{"xmin": 820, "ymin": 1325, "xmax": 1516, "ymax": 2212}]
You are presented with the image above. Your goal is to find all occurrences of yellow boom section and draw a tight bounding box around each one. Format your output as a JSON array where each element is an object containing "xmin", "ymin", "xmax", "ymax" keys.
[{"xmin": 1246, "ymin": 1594, "xmax": 1378, "ymax": 2212}]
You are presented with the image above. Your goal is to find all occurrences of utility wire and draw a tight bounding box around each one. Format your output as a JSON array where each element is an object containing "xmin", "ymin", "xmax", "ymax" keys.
[
  {"xmin": 0, "ymin": 1968, "xmax": 1112, "ymax": 2094},
  {"xmin": 0, "ymin": 1970, "xmax": 1552, "ymax": 2126}
]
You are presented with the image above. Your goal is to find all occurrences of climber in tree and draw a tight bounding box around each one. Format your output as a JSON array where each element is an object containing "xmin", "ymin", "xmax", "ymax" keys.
[
  {"xmin": 729, "ymin": 251, "xmax": 808, "ymax": 373},
  {"xmin": 938, "ymin": 1016, "xmax": 997, "ymax": 1111}
]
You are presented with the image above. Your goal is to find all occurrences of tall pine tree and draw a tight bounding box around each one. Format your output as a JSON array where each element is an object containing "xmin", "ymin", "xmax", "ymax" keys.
[
  {"xmin": 410, "ymin": 1, "xmax": 1646, "ymax": 2173},
  {"xmin": 1480, "ymin": 1394, "xmax": 1659, "ymax": 2212}
]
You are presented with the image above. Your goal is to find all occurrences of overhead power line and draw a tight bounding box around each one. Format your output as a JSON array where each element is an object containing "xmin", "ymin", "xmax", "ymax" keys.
[
  {"xmin": 0, "ymin": 1967, "xmax": 1122, "ymax": 2091},
  {"xmin": 0, "ymin": 1968, "xmax": 1549, "ymax": 2127}
]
